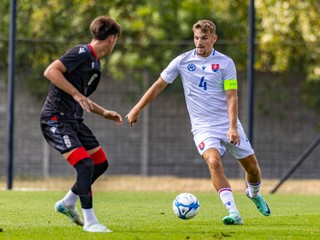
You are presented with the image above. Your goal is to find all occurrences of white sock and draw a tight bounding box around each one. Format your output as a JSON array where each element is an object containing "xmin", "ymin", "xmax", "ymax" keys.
[
  {"xmin": 82, "ymin": 208, "xmax": 98, "ymax": 226},
  {"xmin": 62, "ymin": 189, "xmax": 78, "ymax": 207},
  {"xmin": 218, "ymin": 188, "xmax": 239, "ymax": 213},
  {"xmin": 246, "ymin": 181, "xmax": 261, "ymax": 198}
]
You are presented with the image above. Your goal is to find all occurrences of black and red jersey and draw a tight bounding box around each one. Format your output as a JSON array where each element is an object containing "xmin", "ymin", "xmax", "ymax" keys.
[{"xmin": 40, "ymin": 44, "xmax": 101, "ymax": 121}]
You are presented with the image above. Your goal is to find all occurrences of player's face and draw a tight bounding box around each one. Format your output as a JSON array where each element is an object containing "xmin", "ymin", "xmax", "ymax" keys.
[
  {"xmin": 108, "ymin": 35, "xmax": 118, "ymax": 53},
  {"xmin": 101, "ymin": 35, "xmax": 118, "ymax": 58},
  {"xmin": 193, "ymin": 30, "xmax": 217, "ymax": 57}
]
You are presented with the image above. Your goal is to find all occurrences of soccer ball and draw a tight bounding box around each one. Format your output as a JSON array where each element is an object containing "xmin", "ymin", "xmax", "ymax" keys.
[{"xmin": 173, "ymin": 193, "xmax": 200, "ymax": 220}]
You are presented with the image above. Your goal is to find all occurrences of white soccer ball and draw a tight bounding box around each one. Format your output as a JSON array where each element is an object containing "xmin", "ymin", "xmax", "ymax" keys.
[{"xmin": 173, "ymin": 192, "xmax": 200, "ymax": 220}]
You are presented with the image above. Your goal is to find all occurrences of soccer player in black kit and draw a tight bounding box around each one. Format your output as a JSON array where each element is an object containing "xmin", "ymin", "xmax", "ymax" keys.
[{"xmin": 40, "ymin": 16, "xmax": 122, "ymax": 233}]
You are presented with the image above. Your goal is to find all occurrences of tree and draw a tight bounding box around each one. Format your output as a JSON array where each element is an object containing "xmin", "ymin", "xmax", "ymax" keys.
[
  {"xmin": 1, "ymin": 0, "xmax": 249, "ymax": 97},
  {"xmin": 255, "ymin": 0, "xmax": 320, "ymax": 116},
  {"xmin": 1, "ymin": 0, "xmax": 319, "ymax": 116}
]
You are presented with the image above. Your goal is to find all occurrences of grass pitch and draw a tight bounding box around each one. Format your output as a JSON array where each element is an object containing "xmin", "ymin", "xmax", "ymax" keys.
[{"xmin": 0, "ymin": 190, "xmax": 319, "ymax": 240}]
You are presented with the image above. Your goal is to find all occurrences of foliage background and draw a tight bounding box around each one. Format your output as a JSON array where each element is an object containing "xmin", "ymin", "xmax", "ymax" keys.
[{"xmin": 1, "ymin": 0, "xmax": 319, "ymax": 114}]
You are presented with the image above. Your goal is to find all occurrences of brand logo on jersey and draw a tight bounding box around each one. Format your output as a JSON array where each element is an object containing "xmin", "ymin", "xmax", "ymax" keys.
[
  {"xmin": 88, "ymin": 73, "xmax": 98, "ymax": 86},
  {"xmin": 187, "ymin": 63, "xmax": 196, "ymax": 71},
  {"xmin": 202, "ymin": 66, "xmax": 206, "ymax": 70},
  {"xmin": 50, "ymin": 127, "xmax": 57, "ymax": 133},
  {"xmin": 78, "ymin": 47, "xmax": 86, "ymax": 54},
  {"xmin": 198, "ymin": 141, "xmax": 205, "ymax": 151},
  {"xmin": 212, "ymin": 64, "xmax": 220, "ymax": 72}
]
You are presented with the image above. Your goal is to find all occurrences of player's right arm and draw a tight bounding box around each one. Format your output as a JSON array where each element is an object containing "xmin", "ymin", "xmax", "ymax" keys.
[
  {"xmin": 44, "ymin": 60, "xmax": 94, "ymax": 112},
  {"xmin": 126, "ymin": 76, "xmax": 168, "ymax": 126}
]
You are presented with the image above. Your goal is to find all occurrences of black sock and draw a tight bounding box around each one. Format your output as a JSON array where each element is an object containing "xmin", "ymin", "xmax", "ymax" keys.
[
  {"xmin": 73, "ymin": 158, "xmax": 94, "ymax": 209},
  {"xmin": 91, "ymin": 161, "xmax": 108, "ymax": 184},
  {"xmin": 71, "ymin": 161, "xmax": 108, "ymax": 195}
]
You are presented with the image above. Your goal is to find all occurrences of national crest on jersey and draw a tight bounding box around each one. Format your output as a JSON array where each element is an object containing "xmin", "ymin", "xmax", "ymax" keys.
[
  {"xmin": 198, "ymin": 141, "xmax": 205, "ymax": 151},
  {"xmin": 211, "ymin": 64, "xmax": 219, "ymax": 72},
  {"xmin": 160, "ymin": 48, "xmax": 238, "ymax": 134}
]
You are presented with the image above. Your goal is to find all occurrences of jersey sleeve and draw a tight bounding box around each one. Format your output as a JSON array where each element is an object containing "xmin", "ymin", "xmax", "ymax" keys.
[
  {"xmin": 59, "ymin": 45, "xmax": 88, "ymax": 73},
  {"xmin": 223, "ymin": 58, "xmax": 238, "ymax": 90},
  {"xmin": 160, "ymin": 56, "xmax": 180, "ymax": 83}
]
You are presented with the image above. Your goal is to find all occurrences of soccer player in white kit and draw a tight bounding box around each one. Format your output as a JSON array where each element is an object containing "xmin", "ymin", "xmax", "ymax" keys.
[{"xmin": 126, "ymin": 20, "xmax": 271, "ymax": 225}]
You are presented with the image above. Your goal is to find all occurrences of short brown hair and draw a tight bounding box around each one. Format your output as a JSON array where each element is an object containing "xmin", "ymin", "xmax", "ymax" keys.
[
  {"xmin": 192, "ymin": 20, "xmax": 216, "ymax": 35},
  {"xmin": 90, "ymin": 16, "xmax": 122, "ymax": 40}
]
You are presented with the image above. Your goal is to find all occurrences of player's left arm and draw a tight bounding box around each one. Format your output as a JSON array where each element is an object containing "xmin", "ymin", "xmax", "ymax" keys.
[
  {"xmin": 90, "ymin": 102, "xmax": 123, "ymax": 126},
  {"xmin": 226, "ymin": 89, "xmax": 240, "ymax": 145},
  {"xmin": 224, "ymin": 58, "xmax": 240, "ymax": 145}
]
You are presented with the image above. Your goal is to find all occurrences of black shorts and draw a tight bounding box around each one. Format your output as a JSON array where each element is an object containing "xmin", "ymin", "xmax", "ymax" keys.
[{"xmin": 40, "ymin": 117, "xmax": 99, "ymax": 154}]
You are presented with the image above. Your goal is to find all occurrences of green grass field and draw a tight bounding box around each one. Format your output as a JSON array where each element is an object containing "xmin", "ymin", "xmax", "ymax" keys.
[{"xmin": 0, "ymin": 190, "xmax": 319, "ymax": 240}]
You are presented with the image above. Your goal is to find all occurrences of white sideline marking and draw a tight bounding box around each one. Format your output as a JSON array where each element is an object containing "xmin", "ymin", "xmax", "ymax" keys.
[{"xmin": 0, "ymin": 187, "xmax": 49, "ymax": 191}]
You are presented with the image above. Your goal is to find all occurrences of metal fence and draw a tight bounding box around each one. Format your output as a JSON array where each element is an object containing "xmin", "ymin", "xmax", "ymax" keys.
[{"xmin": 0, "ymin": 41, "xmax": 319, "ymax": 180}]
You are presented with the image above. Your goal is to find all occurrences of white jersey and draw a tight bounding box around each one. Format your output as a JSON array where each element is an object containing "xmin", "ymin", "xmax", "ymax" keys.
[{"xmin": 160, "ymin": 48, "xmax": 240, "ymax": 136}]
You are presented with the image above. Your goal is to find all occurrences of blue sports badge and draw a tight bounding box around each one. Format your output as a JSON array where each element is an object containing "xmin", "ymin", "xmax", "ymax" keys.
[{"xmin": 187, "ymin": 63, "xmax": 196, "ymax": 72}]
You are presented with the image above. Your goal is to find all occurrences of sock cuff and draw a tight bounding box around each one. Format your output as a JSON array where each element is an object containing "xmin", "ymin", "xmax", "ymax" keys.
[
  {"xmin": 67, "ymin": 147, "xmax": 91, "ymax": 166},
  {"xmin": 218, "ymin": 188, "xmax": 232, "ymax": 195},
  {"xmin": 90, "ymin": 147, "xmax": 107, "ymax": 165},
  {"xmin": 246, "ymin": 180, "xmax": 261, "ymax": 186}
]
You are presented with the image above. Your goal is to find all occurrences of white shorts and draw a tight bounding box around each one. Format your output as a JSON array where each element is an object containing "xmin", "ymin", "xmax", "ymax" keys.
[{"xmin": 193, "ymin": 125, "xmax": 254, "ymax": 159}]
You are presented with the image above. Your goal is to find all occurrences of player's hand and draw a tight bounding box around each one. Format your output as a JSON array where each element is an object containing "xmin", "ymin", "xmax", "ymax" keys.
[
  {"xmin": 126, "ymin": 108, "xmax": 139, "ymax": 126},
  {"xmin": 227, "ymin": 128, "xmax": 240, "ymax": 145},
  {"xmin": 73, "ymin": 93, "xmax": 94, "ymax": 112},
  {"xmin": 103, "ymin": 110, "xmax": 123, "ymax": 126}
]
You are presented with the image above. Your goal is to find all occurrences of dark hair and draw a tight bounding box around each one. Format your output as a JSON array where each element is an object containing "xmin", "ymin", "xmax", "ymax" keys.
[{"xmin": 90, "ymin": 16, "xmax": 122, "ymax": 40}]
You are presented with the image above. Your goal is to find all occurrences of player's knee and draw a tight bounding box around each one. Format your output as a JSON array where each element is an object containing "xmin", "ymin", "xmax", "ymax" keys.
[
  {"xmin": 82, "ymin": 158, "xmax": 94, "ymax": 172},
  {"xmin": 75, "ymin": 158, "xmax": 94, "ymax": 178},
  {"xmin": 205, "ymin": 156, "xmax": 222, "ymax": 170},
  {"xmin": 94, "ymin": 160, "xmax": 109, "ymax": 174},
  {"xmin": 101, "ymin": 160, "xmax": 109, "ymax": 171},
  {"xmin": 91, "ymin": 160, "xmax": 108, "ymax": 184},
  {"xmin": 203, "ymin": 148, "xmax": 222, "ymax": 170}
]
